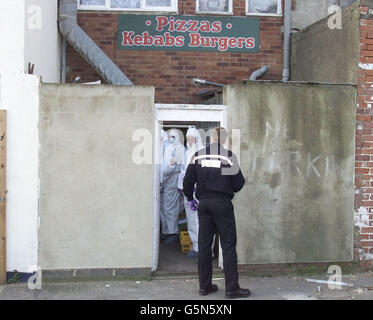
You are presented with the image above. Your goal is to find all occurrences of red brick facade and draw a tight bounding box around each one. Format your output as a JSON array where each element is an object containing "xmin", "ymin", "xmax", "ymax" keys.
[
  {"xmin": 355, "ymin": 5, "xmax": 373, "ymax": 268},
  {"xmin": 66, "ymin": 0, "xmax": 284, "ymax": 104}
]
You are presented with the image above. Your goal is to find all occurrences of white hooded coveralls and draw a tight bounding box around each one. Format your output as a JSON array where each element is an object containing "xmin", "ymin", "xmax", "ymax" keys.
[
  {"xmin": 178, "ymin": 128, "xmax": 204, "ymax": 252},
  {"xmin": 161, "ymin": 129, "xmax": 185, "ymax": 235}
]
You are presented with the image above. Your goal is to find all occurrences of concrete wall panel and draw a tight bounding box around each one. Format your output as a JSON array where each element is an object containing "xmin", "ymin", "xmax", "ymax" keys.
[
  {"xmin": 225, "ymin": 82, "xmax": 356, "ymax": 264},
  {"xmin": 291, "ymin": 3, "xmax": 360, "ymax": 84},
  {"xmin": 292, "ymin": 0, "xmax": 358, "ymax": 31},
  {"xmin": 38, "ymin": 84, "xmax": 154, "ymax": 270}
]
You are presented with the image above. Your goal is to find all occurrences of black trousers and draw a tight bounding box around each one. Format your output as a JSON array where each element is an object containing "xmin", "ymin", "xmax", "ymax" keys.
[{"xmin": 198, "ymin": 197, "xmax": 239, "ymax": 293}]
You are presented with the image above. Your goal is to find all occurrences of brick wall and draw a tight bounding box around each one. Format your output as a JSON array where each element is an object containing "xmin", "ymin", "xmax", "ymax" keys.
[
  {"xmin": 354, "ymin": 4, "xmax": 373, "ymax": 268},
  {"xmin": 66, "ymin": 0, "xmax": 284, "ymax": 104}
]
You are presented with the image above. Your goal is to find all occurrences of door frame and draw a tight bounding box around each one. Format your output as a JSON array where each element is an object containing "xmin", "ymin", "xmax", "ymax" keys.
[
  {"xmin": 152, "ymin": 104, "xmax": 227, "ymax": 271},
  {"xmin": 0, "ymin": 111, "xmax": 6, "ymax": 284}
]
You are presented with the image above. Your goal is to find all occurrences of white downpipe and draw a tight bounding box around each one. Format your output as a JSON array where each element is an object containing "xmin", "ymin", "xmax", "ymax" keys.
[{"xmin": 282, "ymin": 0, "xmax": 292, "ymax": 82}]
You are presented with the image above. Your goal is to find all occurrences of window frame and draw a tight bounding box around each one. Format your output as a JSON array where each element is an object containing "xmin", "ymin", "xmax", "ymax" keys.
[
  {"xmin": 195, "ymin": 0, "xmax": 233, "ymax": 15},
  {"xmin": 77, "ymin": 0, "xmax": 178, "ymax": 12},
  {"xmin": 245, "ymin": 0, "xmax": 283, "ymax": 17}
]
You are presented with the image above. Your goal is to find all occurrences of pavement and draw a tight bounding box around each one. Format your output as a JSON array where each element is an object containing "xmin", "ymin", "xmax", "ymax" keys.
[{"xmin": 1, "ymin": 272, "xmax": 373, "ymax": 300}]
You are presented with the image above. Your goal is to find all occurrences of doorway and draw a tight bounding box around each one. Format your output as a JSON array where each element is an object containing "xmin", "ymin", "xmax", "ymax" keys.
[{"xmin": 153, "ymin": 104, "xmax": 227, "ymax": 274}]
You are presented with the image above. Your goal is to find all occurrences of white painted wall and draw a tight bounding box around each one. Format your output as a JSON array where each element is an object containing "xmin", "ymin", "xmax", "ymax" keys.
[
  {"xmin": 0, "ymin": 0, "xmax": 59, "ymax": 274},
  {"xmin": 0, "ymin": 1, "xmax": 39, "ymax": 274},
  {"xmin": 0, "ymin": 0, "xmax": 61, "ymax": 83},
  {"xmin": 0, "ymin": 74, "xmax": 40, "ymax": 273},
  {"xmin": 0, "ymin": 0, "xmax": 26, "ymax": 75},
  {"xmin": 24, "ymin": 0, "xmax": 61, "ymax": 83}
]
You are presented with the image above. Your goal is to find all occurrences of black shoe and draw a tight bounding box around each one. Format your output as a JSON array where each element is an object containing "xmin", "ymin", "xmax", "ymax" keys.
[
  {"xmin": 225, "ymin": 288, "xmax": 251, "ymax": 299},
  {"xmin": 199, "ymin": 284, "xmax": 218, "ymax": 296}
]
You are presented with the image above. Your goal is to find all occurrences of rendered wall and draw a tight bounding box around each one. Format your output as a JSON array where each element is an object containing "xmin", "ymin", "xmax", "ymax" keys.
[
  {"xmin": 292, "ymin": 0, "xmax": 358, "ymax": 31},
  {"xmin": 38, "ymin": 84, "xmax": 154, "ymax": 270},
  {"xmin": 291, "ymin": 2, "xmax": 360, "ymax": 84},
  {"xmin": 225, "ymin": 82, "xmax": 356, "ymax": 264}
]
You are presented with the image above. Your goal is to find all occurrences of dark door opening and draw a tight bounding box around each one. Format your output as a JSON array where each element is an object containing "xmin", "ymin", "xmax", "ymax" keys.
[{"xmin": 157, "ymin": 121, "xmax": 220, "ymax": 275}]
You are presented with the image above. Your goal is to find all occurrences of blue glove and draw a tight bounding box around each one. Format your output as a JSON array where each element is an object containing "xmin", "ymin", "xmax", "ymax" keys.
[
  {"xmin": 178, "ymin": 188, "xmax": 183, "ymax": 195},
  {"xmin": 189, "ymin": 199, "xmax": 199, "ymax": 211}
]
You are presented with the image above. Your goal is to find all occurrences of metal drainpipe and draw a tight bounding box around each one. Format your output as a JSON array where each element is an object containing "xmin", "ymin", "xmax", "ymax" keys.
[
  {"xmin": 249, "ymin": 65, "xmax": 269, "ymax": 80},
  {"xmin": 282, "ymin": 0, "xmax": 291, "ymax": 82},
  {"xmin": 61, "ymin": 37, "xmax": 67, "ymax": 83},
  {"xmin": 59, "ymin": 0, "xmax": 132, "ymax": 85},
  {"xmin": 192, "ymin": 78, "xmax": 225, "ymax": 87}
]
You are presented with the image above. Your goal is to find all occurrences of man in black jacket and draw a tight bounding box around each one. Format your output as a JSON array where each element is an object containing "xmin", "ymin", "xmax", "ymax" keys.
[{"xmin": 183, "ymin": 127, "xmax": 251, "ymax": 299}]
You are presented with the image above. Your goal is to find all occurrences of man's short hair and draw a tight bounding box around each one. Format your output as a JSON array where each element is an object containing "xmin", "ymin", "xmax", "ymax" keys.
[{"xmin": 210, "ymin": 127, "xmax": 228, "ymax": 145}]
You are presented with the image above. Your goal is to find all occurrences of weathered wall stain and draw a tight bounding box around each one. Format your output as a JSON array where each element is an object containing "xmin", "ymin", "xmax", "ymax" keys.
[{"xmin": 269, "ymin": 172, "xmax": 281, "ymax": 189}]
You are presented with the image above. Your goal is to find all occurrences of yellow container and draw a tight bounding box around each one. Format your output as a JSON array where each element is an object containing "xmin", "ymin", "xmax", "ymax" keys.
[{"xmin": 179, "ymin": 231, "xmax": 192, "ymax": 254}]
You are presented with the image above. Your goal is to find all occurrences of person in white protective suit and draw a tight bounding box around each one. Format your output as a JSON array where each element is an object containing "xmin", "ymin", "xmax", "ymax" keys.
[
  {"xmin": 178, "ymin": 128, "xmax": 204, "ymax": 258},
  {"xmin": 160, "ymin": 130, "xmax": 171, "ymax": 241},
  {"xmin": 174, "ymin": 129, "xmax": 186, "ymax": 215},
  {"xmin": 161, "ymin": 128, "xmax": 185, "ymax": 245},
  {"xmin": 160, "ymin": 129, "xmax": 171, "ymax": 185}
]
